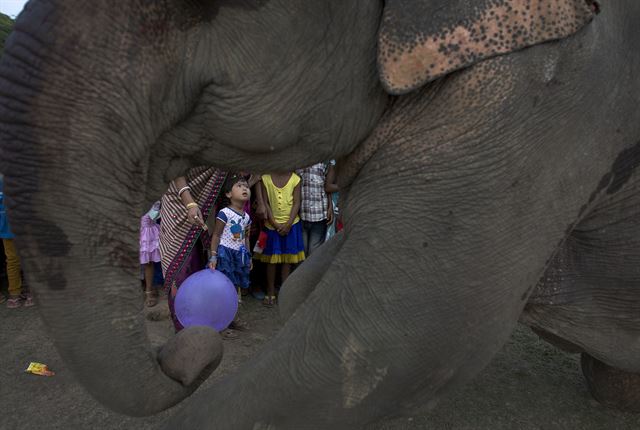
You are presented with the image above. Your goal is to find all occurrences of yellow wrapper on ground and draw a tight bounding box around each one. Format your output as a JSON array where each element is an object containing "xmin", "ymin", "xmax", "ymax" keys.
[{"xmin": 25, "ymin": 362, "xmax": 55, "ymax": 376}]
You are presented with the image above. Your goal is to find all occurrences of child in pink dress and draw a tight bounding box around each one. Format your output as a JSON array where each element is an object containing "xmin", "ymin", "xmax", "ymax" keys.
[{"xmin": 140, "ymin": 201, "xmax": 161, "ymax": 307}]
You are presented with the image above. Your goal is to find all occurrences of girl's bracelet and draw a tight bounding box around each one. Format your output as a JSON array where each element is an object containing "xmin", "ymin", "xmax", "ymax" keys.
[
  {"xmin": 185, "ymin": 202, "xmax": 198, "ymax": 210},
  {"xmin": 208, "ymin": 255, "xmax": 217, "ymax": 262},
  {"xmin": 177, "ymin": 186, "xmax": 191, "ymax": 197}
]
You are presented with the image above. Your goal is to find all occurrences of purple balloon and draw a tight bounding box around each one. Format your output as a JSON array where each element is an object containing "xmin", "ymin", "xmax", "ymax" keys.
[{"xmin": 175, "ymin": 269, "xmax": 238, "ymax": 332}]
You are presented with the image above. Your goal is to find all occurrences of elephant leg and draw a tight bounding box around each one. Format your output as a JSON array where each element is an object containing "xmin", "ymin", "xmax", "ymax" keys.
[
  {"xmin": 582, "ymin": 353, "xmax": 640, "ymax": 412},
  {"xmin": 522, "ymin": 158, "xmax": 640, "ymax": 410},
  {"xmin": 279, "ymin": 231, "xmax": 345, "ymax": 321}
]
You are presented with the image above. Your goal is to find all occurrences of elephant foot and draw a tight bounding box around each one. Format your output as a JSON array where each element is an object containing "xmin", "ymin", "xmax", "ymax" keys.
[{"xmin": 581, "ymin": 353, "xmax": 640, "ymax": 413}]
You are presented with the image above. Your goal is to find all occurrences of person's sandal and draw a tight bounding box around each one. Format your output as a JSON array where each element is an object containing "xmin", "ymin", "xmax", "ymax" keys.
[
  {"xmin": 23, "ymin": 294, "xmax": 35, "ymax": 307},
  {"xmin": 144, "ymin": 291, "xmax": 158, "ymax": 308},
  {"xmin": 229, "ymin": 319, "xmax": 249, "ymax": 331},
  {"xmin": 262, "ymin": 295, "xmax": 277, "ymax": 307},
  {"xmin": 6, "ymin": 296, "xmax": 21, "ymax": 309}
]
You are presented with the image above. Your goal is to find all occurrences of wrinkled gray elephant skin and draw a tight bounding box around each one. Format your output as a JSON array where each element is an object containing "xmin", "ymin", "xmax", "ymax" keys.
[{"xmin": 0, "ymin": 0, "xmax": 639, "ymax": 428}]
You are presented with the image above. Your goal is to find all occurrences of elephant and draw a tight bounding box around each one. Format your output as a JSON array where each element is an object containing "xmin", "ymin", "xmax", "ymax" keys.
[{"xmin": 0, "ymin": 0, "xmax": 639, "ymax": 428}]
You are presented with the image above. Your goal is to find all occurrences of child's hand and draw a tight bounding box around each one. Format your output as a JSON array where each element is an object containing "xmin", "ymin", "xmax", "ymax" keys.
[
  {"xmin": 278, "ymin": 222, "xmax": 292, "ymax": 236},
  {"xmin": 208, "ymin": 261, "xmax": 217, "ymax": 271}
]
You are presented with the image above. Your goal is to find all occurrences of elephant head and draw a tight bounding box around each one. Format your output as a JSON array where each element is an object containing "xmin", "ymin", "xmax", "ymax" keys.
[
  {"xmin": 0, "ymin": 0, "xmax": 388, "ymax": 416},
  {"xmin": 4, "ymin": 0, "xmax": 638, "ymax": 428}
]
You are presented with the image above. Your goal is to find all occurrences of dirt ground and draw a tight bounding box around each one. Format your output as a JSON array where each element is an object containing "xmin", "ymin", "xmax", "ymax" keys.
[{"xmin": 1, "ymin": 288, "xmax": 639, "ymax": 430}]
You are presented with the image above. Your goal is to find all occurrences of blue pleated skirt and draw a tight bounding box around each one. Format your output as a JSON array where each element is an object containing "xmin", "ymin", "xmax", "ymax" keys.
[
  {"xmin": 216, "ymin": 245, "xmax": 251, "ymax": 289},
  {"xmin": 255, "ymin": 221, "xmax": 305, "ymax": 264}
]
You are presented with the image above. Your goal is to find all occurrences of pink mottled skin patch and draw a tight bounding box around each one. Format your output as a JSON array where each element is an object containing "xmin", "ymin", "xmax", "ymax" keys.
[{"xmin": 379, "ymin": 0, "xmax": 594, "ymax": 94}]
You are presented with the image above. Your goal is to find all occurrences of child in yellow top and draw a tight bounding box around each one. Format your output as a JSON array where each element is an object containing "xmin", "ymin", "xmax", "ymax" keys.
[{"xmin": 255, "ymin": 172, "xmax": 305, "ymax": 306}]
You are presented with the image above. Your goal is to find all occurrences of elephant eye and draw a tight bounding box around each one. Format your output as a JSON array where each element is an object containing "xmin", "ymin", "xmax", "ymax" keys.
[
  {"xmin": 594, "ymin": 2, "xmax": 601, "ymax": 14},
  {"xmin": 586, "ymin": 1, "xmax": 601, "ymax": 14}
]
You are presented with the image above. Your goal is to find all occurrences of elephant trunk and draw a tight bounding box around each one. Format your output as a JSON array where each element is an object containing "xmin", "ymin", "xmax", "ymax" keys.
[{"xmin": 0, "ymin": 1, "xmax": 221, "ymax": 415}]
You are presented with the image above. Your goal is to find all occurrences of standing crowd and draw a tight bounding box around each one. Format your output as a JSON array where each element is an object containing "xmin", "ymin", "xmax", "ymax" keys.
[
  {"xmin": 139, "ymin": 162, "xmax": 341, "ymax": 336},
  {"xmin": 0, "ymin": 163, "xmax": 339, "ymax": 335}
]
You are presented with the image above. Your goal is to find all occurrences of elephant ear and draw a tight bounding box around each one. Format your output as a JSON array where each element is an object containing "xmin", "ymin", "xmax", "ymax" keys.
[{"xmin": 378, "ymin": 0, "xmax": 597, "ymax": 94}]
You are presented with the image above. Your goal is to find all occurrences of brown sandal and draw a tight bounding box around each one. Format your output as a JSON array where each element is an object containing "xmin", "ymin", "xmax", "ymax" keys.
[
  {"xmin": 262, "ymin": 295, "xmax": 277, "ymax": 307},
  {"xmin": 145, "ymin": 291, "xmax": 158, "ymax": 307}
]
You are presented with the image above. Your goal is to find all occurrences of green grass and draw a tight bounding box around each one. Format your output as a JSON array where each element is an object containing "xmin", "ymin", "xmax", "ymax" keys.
[{"xmin": 0, "ymin": 13, "xmax": 15, "ymax": 56}]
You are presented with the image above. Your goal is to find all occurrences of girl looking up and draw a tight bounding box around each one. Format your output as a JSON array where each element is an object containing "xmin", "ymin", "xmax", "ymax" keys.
[{"xmin": 208, "ymin": 174, "xmax": 253, "ymax": 307}]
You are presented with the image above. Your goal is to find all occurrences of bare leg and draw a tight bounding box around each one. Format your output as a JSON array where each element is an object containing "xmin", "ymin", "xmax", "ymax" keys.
[
  {"xmin": 227, "ymin": 284, "xmax": 251, "ymax": 331},
  {"xmin": 144, "ymin": 263, "xmax": 154, "ymax": 292},
  {"xmin": 280, "ymin": 263, "xmax": 291, "ymax": 284},
  {"xmin": 266, "ymin": 263, "xmax": 277, "ymax": 299},
  {"xmin": 144, "ymin": 263, "xmax": 157, "ymax": 307}
]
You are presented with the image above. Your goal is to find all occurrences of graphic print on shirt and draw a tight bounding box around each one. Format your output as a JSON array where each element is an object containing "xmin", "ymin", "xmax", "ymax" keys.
[{"xmin": 229, "ymin": 220, "xmax": 244, "ymax": 242}]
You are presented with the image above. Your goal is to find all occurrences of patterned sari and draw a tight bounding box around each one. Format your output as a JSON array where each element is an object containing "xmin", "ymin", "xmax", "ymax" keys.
[{"xmin": 160, "ymin": 166, "xmax": 227, "ymax": 331}]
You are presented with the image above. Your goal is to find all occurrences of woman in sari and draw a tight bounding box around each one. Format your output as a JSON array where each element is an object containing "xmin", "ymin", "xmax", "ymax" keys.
[
  {"xmin": 160, "ymin": 166, "xmax": 264, "ymax": 332},
  {"xmin": 160, "ymin": 166, "xmax": 227, "ymax": 332}
]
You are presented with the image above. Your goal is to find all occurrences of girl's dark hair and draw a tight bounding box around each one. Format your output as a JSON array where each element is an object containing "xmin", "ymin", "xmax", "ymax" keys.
[{"xmin": 220, "ymin": 173, "xmax": 249, "ymax": 207}]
